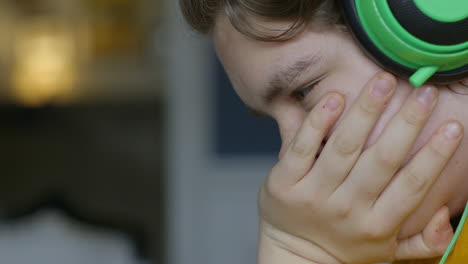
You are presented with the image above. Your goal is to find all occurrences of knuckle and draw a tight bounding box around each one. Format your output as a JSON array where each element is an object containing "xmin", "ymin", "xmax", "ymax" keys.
[
  {"xmin": 265, "ymin": 174, "xmax": 280, "ymax": 196},
  {"xmin": 362, "ymin": 222, "xmax": 392, "ymax": 241},
  {"xmin": 333, "ymin": 137, "xmax": 361, "ymax": 156},
  {"xmin": 374, "ymin": 147, "xmax": 401, "ymax": 171},
  {"xmin": 333, "ymin": 202, "xmax": 353, "ymax": 218},
  {"xmin": 418, "ymin": 239, "xmax": 435, "ymax": 256},
  {"xmin": 297, "ymin": 187, "xmax": 324, "ymax": 210},
  {"xmin": 303, "ymin": 195, "xmax": 321, "ymax": 210},
  {"xmin": 427, "ymin": 139, "xmax": 451, "ymax": 160},
  {"xmin": 402, "ymin": 107, "xmax": 425, "ymax": 127},
  {"xmin": 358, "ymin": 100, "xmax": 380, "ymax": 117},
  {"xmin": 290, "ymin": 141, "xmax": 313, "ymax": 159},
  {"xmin": 264, "ymin": 173, "xmax": 288, "ymax": 201},
  {"xmin": 402, "ymin": 167, "xmax": 430, "ymax": 193},
  {"xmin": 289, "ymin": 111, "xmax": 325, "ymax": 159},
  {"xmin": 360, "ymin": 186, "xmax": 380, "ymax": 199}
]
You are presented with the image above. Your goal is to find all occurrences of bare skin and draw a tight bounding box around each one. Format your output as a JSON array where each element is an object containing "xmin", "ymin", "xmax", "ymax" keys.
[{"xmin": 213, "ymin": 14, "xmax": 468, "ymax": 263}]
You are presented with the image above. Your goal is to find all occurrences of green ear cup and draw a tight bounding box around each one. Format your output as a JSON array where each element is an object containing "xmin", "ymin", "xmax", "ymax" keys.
[
  {"xmin": 414, "ymin": 0, "xmax": 468, "ymax": 23},
  {"xmin": 342, "ymin": 0, "xmax": 468, "ymax": 87}
]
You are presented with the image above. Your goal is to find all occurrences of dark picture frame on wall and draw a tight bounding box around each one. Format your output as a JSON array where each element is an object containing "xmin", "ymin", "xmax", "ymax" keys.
[{"xmin": 213, "ymin": 55, "xmax": 281, "ymax": 156}]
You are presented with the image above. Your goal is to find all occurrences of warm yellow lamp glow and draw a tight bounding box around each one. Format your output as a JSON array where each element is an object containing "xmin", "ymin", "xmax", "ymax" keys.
[{"xmin": 12, "ymin": 22, "xmax": 77, "ymax": 106}]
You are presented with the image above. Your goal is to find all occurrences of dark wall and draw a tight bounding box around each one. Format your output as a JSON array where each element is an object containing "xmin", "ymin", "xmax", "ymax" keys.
[
  {"xmin": 213, "ymin": 56, "xmax": 281, "ymax": 156},
  {"xmin": 0, "ymin": 101, "xmax": 165, "ymax": 263}
]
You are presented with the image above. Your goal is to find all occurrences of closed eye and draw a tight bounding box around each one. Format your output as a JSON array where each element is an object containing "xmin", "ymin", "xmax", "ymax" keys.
[{"xmin": 292, "ymin": 82, "xmax": 318, "ymax": 101}]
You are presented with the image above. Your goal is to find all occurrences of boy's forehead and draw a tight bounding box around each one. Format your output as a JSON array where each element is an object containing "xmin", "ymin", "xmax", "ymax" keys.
[
  {"xmin": 214, "ymin": 17, "xmax": 327, "ymax": 112},
  {"xmin": 213, "ymin": 16, "xmax": 278, "ymax": 109}
]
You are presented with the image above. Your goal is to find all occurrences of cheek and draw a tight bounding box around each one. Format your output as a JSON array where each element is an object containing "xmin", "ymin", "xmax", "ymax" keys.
[
  {"xmin": 362, "ymin": 81, "xmax": 414, "ymax": 149},
  {"xmin": 364, "ymin": 85, "xmax": 461, "ymax": 162}
]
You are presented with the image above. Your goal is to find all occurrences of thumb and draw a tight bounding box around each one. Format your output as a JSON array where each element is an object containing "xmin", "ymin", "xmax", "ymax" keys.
[{"xmin": 394, "ymin": 206, "xmax": 454, "ymax": 261}]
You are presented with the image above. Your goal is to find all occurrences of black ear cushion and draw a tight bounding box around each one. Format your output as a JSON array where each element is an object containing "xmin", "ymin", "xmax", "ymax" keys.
[
  {"xmin": 340, "ymin": 0, "xmax": 468, "ymax": 84},
  {"xmin": 388, "ymin": 0, "xmax": 468, "ymax": 46},
  {"xmin": 433, "ymin": 65, "xmax": 468, "ymax": 84}
]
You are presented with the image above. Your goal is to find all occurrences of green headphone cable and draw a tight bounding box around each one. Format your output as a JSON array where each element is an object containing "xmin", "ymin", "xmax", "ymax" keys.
[{"xmin": 439, "ymin": 201, "xmax": 468, "ymax": 264}]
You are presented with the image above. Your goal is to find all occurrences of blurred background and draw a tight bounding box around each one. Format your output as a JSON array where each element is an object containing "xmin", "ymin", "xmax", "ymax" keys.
[{"xmin": 0, "ymin": 0, "xmax": 280, "ymax": 264}]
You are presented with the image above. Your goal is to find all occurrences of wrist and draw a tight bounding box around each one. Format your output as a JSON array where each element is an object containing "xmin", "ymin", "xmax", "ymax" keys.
[
  {"xmin": 258, "ymin": 232, "xmax": 316, "ymax": 264},
  {"xmin": 258, "ymin": 221, "xmax": 342, "ymax": 264}
]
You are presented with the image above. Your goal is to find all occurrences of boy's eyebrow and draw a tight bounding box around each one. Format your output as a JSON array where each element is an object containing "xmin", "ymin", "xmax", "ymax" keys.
[{"xmin": 262, "ymin": 54, "xmax": 322, "ymax": 105}]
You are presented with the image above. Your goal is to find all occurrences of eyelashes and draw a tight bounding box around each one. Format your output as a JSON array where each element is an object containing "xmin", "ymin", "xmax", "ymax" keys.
[
  {"xmin": 292, "ymin": 72, "xmax": 327, "ymax": 102},
  {"xmin": 292, "ymin": 82, "xmax": 319, "ymax": 101}
]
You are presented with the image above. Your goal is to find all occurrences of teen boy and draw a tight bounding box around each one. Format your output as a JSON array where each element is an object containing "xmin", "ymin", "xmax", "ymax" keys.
[{"xmin": 180, "ymin": 1, "xmax": 468, "ymax": 263}]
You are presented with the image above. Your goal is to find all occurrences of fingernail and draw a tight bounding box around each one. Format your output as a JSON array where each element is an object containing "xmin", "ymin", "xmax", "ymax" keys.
[
  {"xmin": 324, "ymin": 95, "xmax": 341, "ymax": 111},
  {"xmin": 416, "ymin": 85, "xmax": 436, "ymax": 106},
  {"xmin": 444, "ymin": 122, "xmax": 462, "ymax": 140},
  {"xmin": 371, "ymin": 77, "xmax": 393, "ymax": 98}
]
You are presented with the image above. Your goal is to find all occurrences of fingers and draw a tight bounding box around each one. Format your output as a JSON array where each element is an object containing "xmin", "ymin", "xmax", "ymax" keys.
[
  {"xmin": 307, "ymin": 72, "xmax": 396, "ymax": 193},
  {"xmin": 374, "ymin": 121, "xmax": 463, "ymax": 226},
  {"xmin": 395, "ymin": 206, "xmax": 454, "ymax": 260},
  {"xmin": 342, "ymin": 85, "xmax": 438, "ymax": 202},
  {"xmin": 273, "ymin": 93, "xmax": 344, "ymax": 184}
]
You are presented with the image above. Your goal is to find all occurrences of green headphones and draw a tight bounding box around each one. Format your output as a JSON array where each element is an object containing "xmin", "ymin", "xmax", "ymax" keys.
[{"xmin": 341, "ymin": 0, "xmax": 468, "ymax": 87}]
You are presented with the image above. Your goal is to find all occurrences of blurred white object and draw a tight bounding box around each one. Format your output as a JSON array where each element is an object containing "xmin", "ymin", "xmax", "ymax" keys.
[{"xmin": 0, "ymin": 210, "xmax": 144, "ymax": 264}]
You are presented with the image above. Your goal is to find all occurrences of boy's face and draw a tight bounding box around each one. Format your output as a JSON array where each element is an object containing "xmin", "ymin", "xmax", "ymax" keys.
[{"xmin": 213, "ymin": 14, "xmax": 468, "ymax": 239}]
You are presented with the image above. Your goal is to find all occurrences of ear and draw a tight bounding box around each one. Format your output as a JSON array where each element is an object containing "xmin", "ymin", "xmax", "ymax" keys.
[{"xmin": 447, "ymin": 78, "xmax": 468, "ymax": 95}]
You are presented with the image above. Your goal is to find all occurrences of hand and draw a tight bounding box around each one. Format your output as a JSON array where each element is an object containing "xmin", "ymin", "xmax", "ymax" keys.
[{"xmin": 258, "ymin": 73, "xmax": 462, "ymax": 264}]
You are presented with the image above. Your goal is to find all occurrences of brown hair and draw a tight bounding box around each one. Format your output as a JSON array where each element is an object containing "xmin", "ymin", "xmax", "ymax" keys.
[{"xmin": 179, "ymin": 0, "xmax": 343, "ymax": 41}]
